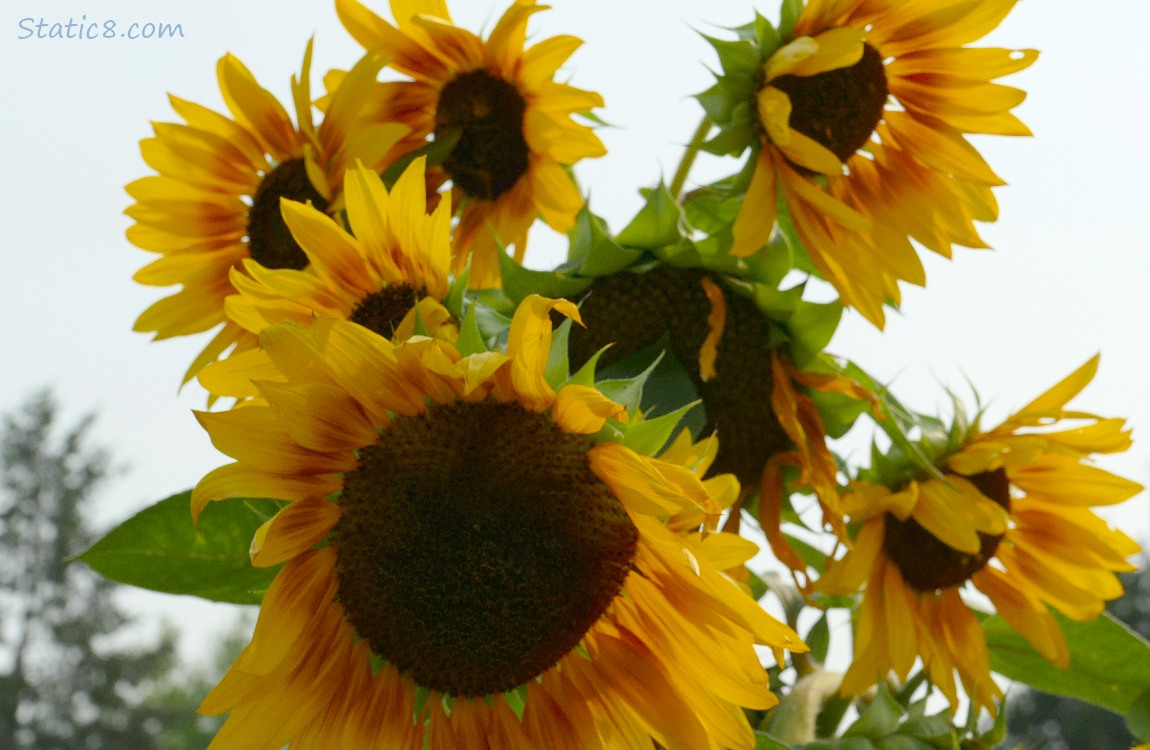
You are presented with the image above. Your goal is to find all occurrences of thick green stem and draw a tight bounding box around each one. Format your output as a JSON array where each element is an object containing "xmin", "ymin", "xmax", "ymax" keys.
[{"xmin": 668, "ymin": 116, "xmax": 713, "ymax": 201}]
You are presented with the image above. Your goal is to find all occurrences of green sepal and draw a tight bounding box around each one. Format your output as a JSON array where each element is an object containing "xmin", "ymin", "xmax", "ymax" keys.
[
  {"xmin": 984, "ymin": 610, "xmax": 1150, "ymax": 734},
  {"xmin": 594, "ymin": 351, "xmax": 664, "ymax": 417},
  {"xmin": 696, "ymin": 81, "xmax": 741, "ymax": 129},
  {"xmin": 566, "ymin": 345, "xmax": 610, "ymax": 388},
  {"xmin": 75, "ymin": 491, "xmax": 284, "ymax": 605},
  {"xmin": 848, "ymin": 365, "xmax": 947, "ymax": 490},
  {"xmin": 617, "ymin": 402, "xmax": 701, "ymax": 457},
  {"xmin": 892, "ymin": 714, "xmax": 955, "ymax": 747},
  {"xmin": 804, "ymin": 612, "xmax": 831, "ymax": 665},
  {"xmin": 682, "ymin": 180, "xmax": 743, "ymax": 235},
  {"xmin": 444, "ymin": 264, "xmax": 469, "ymax": 320},
  {"xmin": 380, "ymin": 126, "xmax": 461, "ymax": 189},
  {"xmin": 754, "ymin": 11, "xmax": 782, "ymax": 52},
  {"xmin": 784, "ymin": 299, "xmax": 844, "ymax": 367},
  {"xmin": 544, "ymin": 317, "xmax": 574, "ymax": 390},
  {"xmin": 700, "ymin": 105, "xmax": 755, "ymax": 156},
  {"xmin": 746, "ymin": 232, "xmax": 798, "ymax": 289},
  {"xmin": 657, "ymin": 237, "xmax": 747, "ymax": 277},
  {"xmin": 702, "ymin": 33, "xmax": 762, "ymax": 81},
  {"xmin": 778, "ymin": 0, "xmax": 804, "ymax": 39},
  {"xmin": 844, "ymin": 683, "xmax": 903, "ymax": 740},
  {"xmin": 747, "ymin": 568, "xmax": 769, "ymax": 601},
  {"xmin": 473, "ymin": 293, "xmax": 515, "ymax": 342},
  {"xmin": 615, "ymin": 184, "xmax": 684, "ymax": 251},
  {"xmin": 804, "ymin": 357, "xmax": 874, "ymax": 440},
  {"xmin": 970, "ymin": 704, "xmax": 1007, "ymax": 749},
  {"xmin": 569, "ymin": 206, "xmax": 644, "ymax": 275},
  {"xmin": 498, "ymin": 247, "xmax": 593, "ymax": 306},
  {"xmin": 410, "ymin": 302, "xmax": 431, "ymax": 337},
  {"xmin": 454, "ymin": 301, "xmax": 488, "ymax": 356}
]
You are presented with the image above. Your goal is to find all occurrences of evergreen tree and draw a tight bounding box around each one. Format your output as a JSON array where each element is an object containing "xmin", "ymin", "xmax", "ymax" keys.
[{"xmin": 0, "ymin": 391, "xmax": 188, "ymax": 749}]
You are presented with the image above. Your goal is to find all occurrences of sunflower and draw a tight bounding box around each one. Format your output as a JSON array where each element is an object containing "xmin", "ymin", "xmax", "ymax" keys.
[
  {"xmin": 190, "ymin": 294, "xmax": 805, "ymax": 748},
  {"xmin": 335, "ymin": 0, "xmax": 606, "ymax": 289},
  {"xmin": 197, "ymin": 158, "xmax": 458, "ymax": 400},
  {"xmin": 817, "ymin": 356, "xmax": 1143, "ymax": 714},
  {"xmin": 563, "ymin": 263, "xmax": 873, "ymax": 574},
  {"xmin": 126, "ymin": 41, "xmax": 408, "ymax": 383},
  {"xmin": 711, "ymin": 0, "xmax": 1036, "ymax": 327}
]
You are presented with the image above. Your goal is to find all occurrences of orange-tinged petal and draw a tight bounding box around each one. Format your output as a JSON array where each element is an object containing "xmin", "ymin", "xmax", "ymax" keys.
[
  {"xmin": 698, "ymin": 276, "xmax": 726, "ymax": 381},
  {"xmin": 250, "ymin": 498, "xmax": 342, "ymax": 568},
  {"xmin": 730, "ymin": 151, "xmax": 777, "ymax": 257},
  {"xmin": 256, "ymin": 380, "xmax": 379, "ymax": 453}
]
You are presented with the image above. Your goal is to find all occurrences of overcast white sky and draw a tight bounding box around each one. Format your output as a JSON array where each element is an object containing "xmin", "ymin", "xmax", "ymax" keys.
[{"xmin": 4, "ymin": 0, "xmax": 1149, "ymax": 659}]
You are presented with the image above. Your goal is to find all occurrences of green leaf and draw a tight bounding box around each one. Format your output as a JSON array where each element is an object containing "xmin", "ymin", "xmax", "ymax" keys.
[
  {"xmin": 984, "ymin": 611, "xmax": 1150, "ymax": 717},
  {"xmin": 1127, "ymin": 686, "xmax": 1150, "ymax": 741},
  {"xmin": 800, "ymin": 738, "xmax": 876, "ymax": 750},
  {"xmin": 497, "ymin": 247, "xmax": 592, "ymax": 306},
  {"xmin": 875, "ymin": 738, "xmax": 935, "ymax": 750},
  {"xmin": 754, "ymin": 731, "xmax": 791, "ymax": 750},
  {"xmin": 76, "ymin": 492, "xmax": 283, "ymax": 604},
  {"xmin": 615, "ymin": 185, "xmax": 684, "ymax": 250}
]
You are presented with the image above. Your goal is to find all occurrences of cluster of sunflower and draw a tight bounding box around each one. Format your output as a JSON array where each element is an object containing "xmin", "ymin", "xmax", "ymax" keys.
[{"xmin": 101, "ymin": 0, "xmax": 1150, "ymax": 747}]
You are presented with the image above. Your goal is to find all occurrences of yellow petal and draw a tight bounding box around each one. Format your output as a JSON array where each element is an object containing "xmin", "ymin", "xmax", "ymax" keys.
[{"xmin": 551, "ymin": 384, "xmax": 627, "ymax": 434}]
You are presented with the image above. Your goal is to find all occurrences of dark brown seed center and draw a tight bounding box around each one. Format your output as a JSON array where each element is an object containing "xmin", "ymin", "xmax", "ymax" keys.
[
  {"xmin": 768, "ymin": 42, "xmax": 887, "ymax": 166},
  {"xmin": 348, "ymin": 284, "xmax": 427, "ymax": 339},
  {"xmin": 334, "ymin": 400, "xmax": 637, "ymax": 697},
  {"xmin": 566, "ymin": 265, "xmax": 792, "ymax": 486},
  {"xmin": 883, "ymin": 468, "xmax": 1012, "ymax": 592},
  {"xmin": 247, "ymin": 158, "xmax": 329, "ymax": 270},
  {"xmin": 434, "ymin": 69, "xmax": 530, "ymax": 201}
]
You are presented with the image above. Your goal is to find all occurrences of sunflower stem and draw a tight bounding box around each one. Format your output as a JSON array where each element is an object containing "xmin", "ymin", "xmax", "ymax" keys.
[{"xmin": 668, "ymin": 116, "xmax": 713, "ymax": 202}]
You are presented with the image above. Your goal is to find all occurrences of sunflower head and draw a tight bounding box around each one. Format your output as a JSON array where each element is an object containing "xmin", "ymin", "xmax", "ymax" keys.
[
  {"xmin": 697, "ymin": 1, "xmax": 1038, "ymax": 327},
  {"xmin": 819, "ymin": 356, "xmax": 1142, "ymax": 714},
  {"xmin": 126, "ymin": 41, "xmax": 406, "ymax": 384},
  {"xmin": 191, "ymin": 294, "xmax": 805, "ymax": 747},
  {"xmin": 335, "ymin": 0, "xmax": 606, "ymax": 288}
]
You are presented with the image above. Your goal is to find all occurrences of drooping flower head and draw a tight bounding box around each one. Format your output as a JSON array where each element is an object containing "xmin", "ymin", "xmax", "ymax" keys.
[
  {"xmin": 335, "ymin": 0, "xmax": 606, "ymax": 288},
  {"xmin": 704, "ymin": 0, "xmax": 1036, "ymax": 326},
  {"xmin": 197, "ymin": 158, "xmax": 458, "ymax": 399},
  {"xmin": 191, "ymin": 295, "xmax": 805, "ymax": 748},
  {"xmin": 558, "ymin": 262, "xmax": 873, "ymax": 574},
  {"xmin": 126, "ymin": 42, "xmax": 407, "ymax": 382},
  {"xmin": 818, "ymin": 356, "xmax": 1142, "ymax": 714}
]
